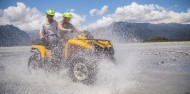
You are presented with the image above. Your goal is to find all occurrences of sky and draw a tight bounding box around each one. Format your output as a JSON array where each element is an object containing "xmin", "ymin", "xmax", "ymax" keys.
[{"xmin": 0, "ymin": 0, "xmax": 190, "ymax": 31}]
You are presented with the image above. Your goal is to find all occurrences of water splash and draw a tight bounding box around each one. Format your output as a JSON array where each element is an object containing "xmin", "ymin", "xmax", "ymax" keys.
[{"xmin": 0, "ymin": 45, "xmax": 140, "ymax": 94}]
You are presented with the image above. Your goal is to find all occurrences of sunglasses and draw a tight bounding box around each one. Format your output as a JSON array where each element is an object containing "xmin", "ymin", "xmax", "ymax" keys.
[
  {"xmin": 47, "ymin": 15, "xmax": 54, "ymax": 17},
  {"xmin": 64, "ymin": 17, "xmax": 71, "ymax": 20}
]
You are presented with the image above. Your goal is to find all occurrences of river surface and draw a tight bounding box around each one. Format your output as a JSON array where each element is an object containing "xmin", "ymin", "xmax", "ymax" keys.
[{"xmin": 0, "ymin": 42, "xmax": 190, "ymax": 94}]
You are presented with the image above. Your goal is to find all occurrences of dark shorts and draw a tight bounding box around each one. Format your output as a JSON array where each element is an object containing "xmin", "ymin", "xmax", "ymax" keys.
[{"xmin": 32, "ymin": 35, "xmax": 58, "ymax": 50}]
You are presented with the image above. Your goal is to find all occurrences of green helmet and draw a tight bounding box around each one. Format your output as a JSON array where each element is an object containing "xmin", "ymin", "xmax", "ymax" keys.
[
  {"xmin": 46, "ymin": 9, "xmax": 55, "ymax": 16},
  {"xmin": 63, "ymin": 12, "xmax": 73, "ymax": 19}
]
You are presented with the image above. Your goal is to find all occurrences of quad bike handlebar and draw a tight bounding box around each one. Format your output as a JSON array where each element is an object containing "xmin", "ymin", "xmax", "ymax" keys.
[{"xmin": 74, "ymin": 30, "xmax": 94, "ymax": 39}]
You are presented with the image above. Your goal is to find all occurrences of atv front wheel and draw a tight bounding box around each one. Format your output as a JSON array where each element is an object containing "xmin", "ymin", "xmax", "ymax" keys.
[
  {"xmin": 28, "ymin": 53, "xmax": 43, "ymax": 70},
  {"xmin": 68, "ymin": 58, "xmax": 97, "ymax": 85}
]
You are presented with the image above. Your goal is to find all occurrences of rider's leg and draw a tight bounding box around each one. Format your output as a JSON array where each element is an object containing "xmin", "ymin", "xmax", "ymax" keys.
[
  {"xmin": 58, "ymin": 39, "xmax": 66, "ymax": 54},
  {"xmin": 48, "ymin": 35, "xmax": 59, "ymax": 62}
]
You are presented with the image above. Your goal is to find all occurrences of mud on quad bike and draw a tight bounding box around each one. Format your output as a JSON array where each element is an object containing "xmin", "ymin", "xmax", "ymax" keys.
[{"xmin": 28, "ymin": 31, "xmax": 116, "ymax": 85}]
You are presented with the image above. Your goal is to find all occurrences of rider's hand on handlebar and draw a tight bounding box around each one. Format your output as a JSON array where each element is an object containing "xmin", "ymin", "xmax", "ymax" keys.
[
  {"xmin": 40, "ymin": 36, "xmax": 46, "ymax": 40},
  {"xmin": 68, "ymin": 29, "xmax": 74, "ymax": 33}
]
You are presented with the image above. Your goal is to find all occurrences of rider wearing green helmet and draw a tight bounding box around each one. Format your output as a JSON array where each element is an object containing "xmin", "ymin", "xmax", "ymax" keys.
[
  {"xmin": 57, "ymin": 11, "xmax": 76, "ymax": 53},
  {"xmin": 40, "ymin": 9, "xmax": 58, "ymax": 40},
  {"xmin": 46, "ymin": 9, "xmax": 55, "ymax": 16},
  {"xmin": 63, "ymin": 12, "xmax": 73, "ymax": 19},
  {"xmin": 58, "ymin": 12, "xmax": 76, "ymax": 40},
  {"xmin": 40, "ymin": 9, "xmax": 59, "ymax": 62}
]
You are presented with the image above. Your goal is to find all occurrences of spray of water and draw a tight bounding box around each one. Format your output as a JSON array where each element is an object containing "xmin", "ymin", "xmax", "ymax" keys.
[
  {"xmin": 0, "ymin": 42, "xmax": 143, "ymax": 94},
  {"xmin": 89, "ymin": 22, "xmax": 141, "ymax": 43},
  {"xmin": 0, "ymin": 24, "xmax": 144, "ymax": 94}
]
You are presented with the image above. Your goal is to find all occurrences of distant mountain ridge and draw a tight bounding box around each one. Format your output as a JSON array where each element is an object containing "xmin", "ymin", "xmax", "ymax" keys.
[
  {"xmin": 0, "ymin": 25, "xmax": 31, "ymax": 46},
  {"xmin": 0, "ymin": 22, "xmax": 190, "ymax": 47},
  {"xmin": 91, "ymin": 22, "xmax": 190, "ymax": 42},
  {"xmin": 26, "ymin": 30, "xmax": 40, "ymax": 42}
]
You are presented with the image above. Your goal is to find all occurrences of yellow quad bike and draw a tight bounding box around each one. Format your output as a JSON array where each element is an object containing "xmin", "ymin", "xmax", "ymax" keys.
[{"xmin": 28, "ymin": 31, "xmax": 115, "ymax": 85}]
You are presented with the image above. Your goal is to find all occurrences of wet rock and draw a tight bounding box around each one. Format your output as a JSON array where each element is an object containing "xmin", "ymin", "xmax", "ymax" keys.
[
  {"xmin": 172, "ymin": 58, "xmax": 177, "ymax": 61},
  {"xmin": 178, "ymin": 51, "xmax": 184, "ymax": 53},
  {"xmin": 155, "ymin": 52, "xmax": 161, "ymax": 55},
  {"xmin": 157, "ymin": 61, "xmax": 164, "ymax": 65},
  {"xmin": 185, "ymin": 53, "xmax": 189, "ymax": 56},
  {"xmin": 171, "ymin": 56, "xmax": 178, "ymax": 61}
]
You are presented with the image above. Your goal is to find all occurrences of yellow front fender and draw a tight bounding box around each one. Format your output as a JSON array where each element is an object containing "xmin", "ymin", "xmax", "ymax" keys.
[
  {"xmin": 31, "ymin": 45, "xmax": 48, "ymax": 58},
  {"xmin": 67, "ymin": 40, "xmax": 93, "ymax": 49}
]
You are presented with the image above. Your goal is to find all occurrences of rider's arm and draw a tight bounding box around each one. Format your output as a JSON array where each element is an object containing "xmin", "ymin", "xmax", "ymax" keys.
[
  {"xmin": 39, "ymin": 24, "xmax": 45, "ymax": 39},
  {"xmin": 58, "ymin": 22, "xmax": 73, "ymax": 32},
  {"xmin": 75, "ymin": 29, "xmax": 84, "ymax": 33},
  {"xmin": 55, "ymin": 21, "xmax": 58, "ymax": 31},
  {"xmin": 39, "ymin": 33, "xmax": 44, "ymax": 39}
]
